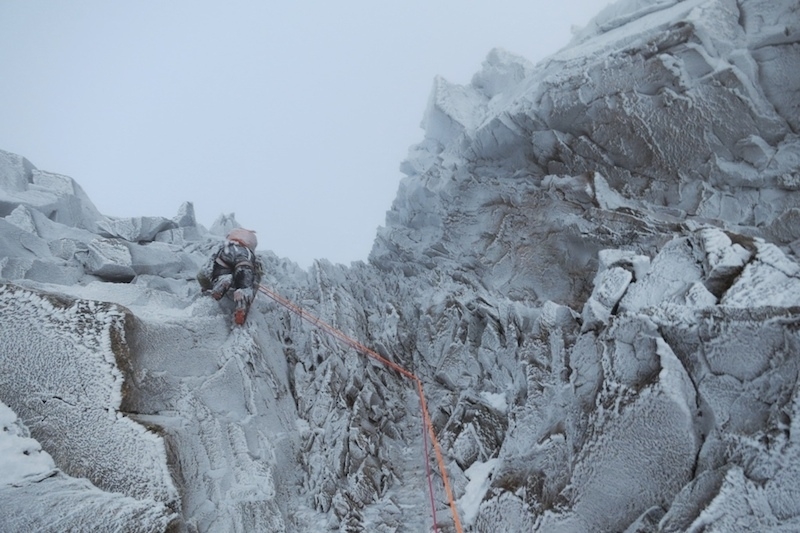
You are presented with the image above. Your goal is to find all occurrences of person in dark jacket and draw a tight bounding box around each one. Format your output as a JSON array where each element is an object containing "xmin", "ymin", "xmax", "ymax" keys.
[{"xmin": 198, "ymin": 228, "xmax": 263, "ymax": 325}]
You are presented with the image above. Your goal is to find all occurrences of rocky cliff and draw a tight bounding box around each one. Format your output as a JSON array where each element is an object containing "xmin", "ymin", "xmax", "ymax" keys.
[{"xmin": 2, "ymin": 0, "xmax": 800, "ymax": 531}]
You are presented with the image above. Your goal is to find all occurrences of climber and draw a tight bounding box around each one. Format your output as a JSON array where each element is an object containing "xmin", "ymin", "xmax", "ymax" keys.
[{"xmin": 197, "ymin": 228, "xmax": 263, "ymax": 325}]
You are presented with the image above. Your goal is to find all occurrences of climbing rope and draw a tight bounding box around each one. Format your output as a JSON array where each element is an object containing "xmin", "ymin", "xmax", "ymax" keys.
[
  {"xmin": 421, "ymin": 406, "xmax": 439, "ymax": 529},
  {"xmin": 257, "ymin": 284, "xmax": 464, "ymax": 533}
]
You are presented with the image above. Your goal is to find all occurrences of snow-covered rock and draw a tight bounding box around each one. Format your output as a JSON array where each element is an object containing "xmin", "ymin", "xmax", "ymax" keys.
[
  {"xmin": 0, "ymin": 400, "xmax": 176, "ymax": 532},
  {"xmin": 97, "ymin": 215, "xmax": 176, "ymax": 242},
  {"xmin": 79, "ymin": 237, "xmax": 137, "ymax": 281},
  {"xmin": 2, "ymin": 0, "xmax": 800, "ymax": 531},
  {"xmin": 0, "ymin": 285, "xmax": 178, "ymax": 506},
  {"xmin": 0, "ymin": 149, "xmax": 103, "ymax": 231}
]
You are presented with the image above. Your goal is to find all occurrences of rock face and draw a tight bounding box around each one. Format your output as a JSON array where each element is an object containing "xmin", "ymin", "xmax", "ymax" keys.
[
  {"xmin": 1, "ymin": 398, "xmax": 175, "ymax": 533},
  {"xmin": 2, "ymin": 0, "xmax": 800, "ymax": 532}
]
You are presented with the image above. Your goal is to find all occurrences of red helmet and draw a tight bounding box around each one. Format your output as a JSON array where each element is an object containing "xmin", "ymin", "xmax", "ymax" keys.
[{"xmin": 227, "ymin": 228, "xmax": 257, "ymax": 250}]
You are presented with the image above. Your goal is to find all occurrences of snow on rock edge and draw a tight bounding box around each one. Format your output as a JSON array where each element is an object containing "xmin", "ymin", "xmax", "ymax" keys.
[{"xmin": 0, "ymin": 284, "xmax": 179, "ymax": 513}]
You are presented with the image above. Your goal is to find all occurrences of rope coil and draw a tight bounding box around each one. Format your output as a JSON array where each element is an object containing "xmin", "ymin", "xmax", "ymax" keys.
[{"xmin": 257, "ymin": 284, "xmax": 464, "ymax": 533}]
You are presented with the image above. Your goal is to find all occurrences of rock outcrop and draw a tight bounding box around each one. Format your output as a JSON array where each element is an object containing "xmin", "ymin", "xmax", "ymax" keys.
[{"xmin": 2, "ymin": 0, "xmax": 800, "ymax": 531}]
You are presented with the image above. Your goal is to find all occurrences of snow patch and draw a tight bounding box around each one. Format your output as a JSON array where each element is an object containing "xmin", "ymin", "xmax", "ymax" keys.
[
  {"xmin": 480, "ymin": 391, "xmax": 508, "ymax": 414},
  {"xmin": 458, "ymin": 458, "xmax": 500, "ymax": 526},
  {"xmin": 0, "ymin": 401, "xmax": 56, "ymax": 486}
]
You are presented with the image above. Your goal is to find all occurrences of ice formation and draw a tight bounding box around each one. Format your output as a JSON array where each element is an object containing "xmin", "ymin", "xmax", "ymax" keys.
[{"xmin": 2, "ymin": 0, "xmax": 800, "ymax": 531}]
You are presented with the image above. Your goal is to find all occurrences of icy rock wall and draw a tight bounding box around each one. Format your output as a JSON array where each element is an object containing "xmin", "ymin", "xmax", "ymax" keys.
[
  {"xmin": 119, "ymin": 294, "xmax": 302, "ymax": 532},
  {"xmin": 2, "ymin": 0, "xmax": 800, "ymax": 531},
  {"xmin": 365, "ymin": 0, "xmax": 800, "ymax": 530},
  {"xmin": 0, "ymin": 259, "xmax": 304, "ymax": 531},
  {"xmin": 0, "ymin": 149, "xmax": 102, "ymax": 231},
  {"xmin": 464, "ymin": 228, "xmax": 800, "ymax": 532},
  {"xmin": 0, "ymin": 148, "xmax": 201, "ymax": 286},
  {"xmin": 272, "ymin": 228, "xmax": 800, "ymax": 532},
  {"xmin": 0, "ymin": 143, "xmax": 305, "ymax": 530},
  {"xmin": 373, "ymin": 0, "xmax": 800, "ymax": 305},
  {"xmin": 0, "ymin": 284, "xmax": 179, "ymax": 528},
  {"xmin": 264, "ymin": 259, "xmax": 434, "ymax": 531},
  {"xmin": 0, "ymin": 401, "xmax": 175, "ymax": 533}
]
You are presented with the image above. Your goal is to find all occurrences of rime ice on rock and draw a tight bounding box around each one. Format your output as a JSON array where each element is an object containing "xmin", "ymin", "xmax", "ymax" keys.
[
  {"xmin": 3, "ymin": 0, "xmax": 800, "ymax": 531},
  {"xmin": 722, "ymin": 240, "xmax": 800, "ymax": 308},
  {"xmin": 97, "ymin": 215, "xmax": 176, "ymax": 242},
  {"xmin": 209, "ymin": 212, "xmax": 241, "ymax": 238},
  {"xmin": 80, "ymin": 237, "xmax": 137, "ymax": 281},
  {"xmin": 0, "ymin": 149, "xmax": 102, "ymax": 231},
  {"xmin": 0, "ymin": 285, "xmax": 178, "ymax": 508},
  {"xmin": 0, "ymin": 400, "xmax": 176, "ymax": 532}
]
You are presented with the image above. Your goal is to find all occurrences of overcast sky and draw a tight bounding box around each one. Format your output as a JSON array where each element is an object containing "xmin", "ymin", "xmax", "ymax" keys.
[{"xmin": 0, "ymin": 1, "xmax": 603, "ymax": 268}]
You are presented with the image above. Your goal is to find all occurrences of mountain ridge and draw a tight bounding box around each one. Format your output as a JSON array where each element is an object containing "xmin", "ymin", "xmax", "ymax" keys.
[{"xmin": 2, "ymin": 0, "xmax": 800, "ymax": 531}]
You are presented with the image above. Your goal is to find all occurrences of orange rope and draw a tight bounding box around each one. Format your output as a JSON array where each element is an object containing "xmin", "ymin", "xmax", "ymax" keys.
[
  {"xmin": 258, "ymin": 285, "xmax": 464, "ymax": 533},
  {"xmin": 416, "ymin": 379, "xmax": 463, "ymax": 532}
]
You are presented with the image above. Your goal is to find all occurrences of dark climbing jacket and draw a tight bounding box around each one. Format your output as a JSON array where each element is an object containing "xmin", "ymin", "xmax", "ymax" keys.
[
  {"xmin": 214, "ymin": 241, "xmax": 257, "ymax": 287},
  {"xmin": 198, "ymin": 239, "xmax": 263, "ymax": 298}
]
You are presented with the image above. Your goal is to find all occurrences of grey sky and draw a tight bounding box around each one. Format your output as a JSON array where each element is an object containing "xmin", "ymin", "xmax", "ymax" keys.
[{"xmin": 0, "ymin": 1, "xmax": 603, "ymax": 268}]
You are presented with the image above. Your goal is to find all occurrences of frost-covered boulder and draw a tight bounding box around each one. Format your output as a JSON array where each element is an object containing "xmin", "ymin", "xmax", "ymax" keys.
[
  {"xmin": 5, "ymin": 204, "xmax": 37, "ymax": 233},
  {"xmin": 0, "ymin": 149, "xmax": 103, "ymax": 231},
  {"xmin": 422, "ymin": 75, "xmax": 488, "ymax": 147},
  {"xmin": 97, "ymin": 215, "xmax": 176, "ymax": 242},
  {"xmin": 125, "ymin": 240, "xmax": 197, "ymax": 279},
  {"xmin": 209, "ymin": 212, "xmax": 241, "ymax": 238},
  {"xmin": 155, "ymin": 201, "xmax": 206, "ymax": 243},
  {"xmin": 172, "ymin": 201, "xmax": 196, "ymax": 227},
  {"xmin": 0, "ymin": 400, "xmax": 176, "ymax": 532},
  {"xmin": 0, "ymin": 284, "xmax": 179, "ymax": 510},
  {"xmin": 581, "ymin": 248, "xmax": 649, "ymax": 331},
  {"xmin": 722, "ymin": 240, "xmax": 800, "ymax": 307},
  {"xmin": 78, "ymin": 237, "xmax": 137, "ymax": 281},
  {"xmin": 0, "ymin": 149, "xmax": 34, "ymax": 194}
]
